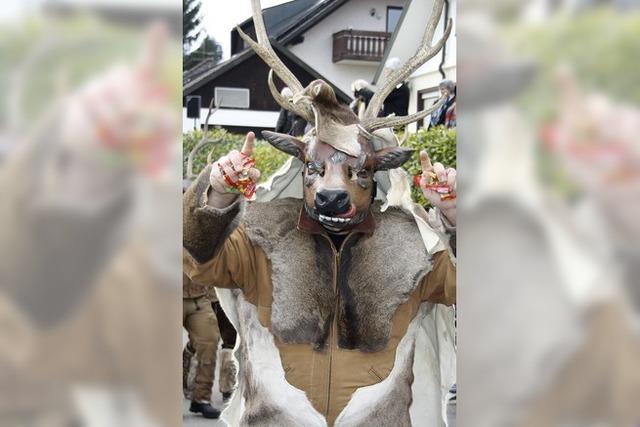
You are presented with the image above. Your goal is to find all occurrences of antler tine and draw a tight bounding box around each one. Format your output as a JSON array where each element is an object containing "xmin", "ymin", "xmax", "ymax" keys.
[
  {"xmin": 186, "ymin": 98, "xmax": 219, "ymax": 179},
  {"xmin": 364, "ymin": 0, "xmax": 452, "ymax": 122},
  {"xmin": 237, "ymin": 0, "xmax": 304, "ymax": 94},
  {"xmin": 267, "ymin": 69, "xmax": 314, "ymax": 123},
  {"xmin": 361, "ymin": 96, "xmax": 446, "ymax": 132},
  {"xmin": 422, "ymin": 0, "xmax": 446, "ymax": 51}
]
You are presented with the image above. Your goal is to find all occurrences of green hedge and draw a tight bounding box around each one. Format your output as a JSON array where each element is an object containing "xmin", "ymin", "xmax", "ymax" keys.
[
  {"xmin": 183, "ymin": 128, "xmax": 289, "ymax": 182},
  {"xmin": 183, "ymin": 126, "xmax": 456, "ymax": 206},
  {"xmin": 402, "ymin": 126, "xmax": 457, "ymax": 206}
]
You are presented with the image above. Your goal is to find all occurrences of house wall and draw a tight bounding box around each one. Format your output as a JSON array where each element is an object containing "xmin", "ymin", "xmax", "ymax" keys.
[
  {"xmin": 289, "ymin": 0, "xmax": 407, "ymax": 95},
  {"xmin": 182, "ymin": 107, "xmax": 279, "ymax": 134},
  {"xmin": 188, "ymin": 54, "xmax": 323, "ymax": 112},
  {"xmin": 377, "ymin": 0, "xmax": 457, "ymax": 132},
  {"xmin": 183, "ymin": 53, "xmax": 322, "ymax": 134}
]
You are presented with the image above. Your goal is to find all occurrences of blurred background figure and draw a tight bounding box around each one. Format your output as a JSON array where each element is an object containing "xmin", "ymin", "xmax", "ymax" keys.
[
  {"xmin": 182, "ymin": 274, "xmax": 222, "ymax": 419},
  {"xmin": 274, "ymin": 86, "xmax": 307, "ymax": 136},
  {"xmin": 349, "ymin": 78, "xmax": 374, "ymax": 120},
  {"xmin": 0, "ymin": 2, "xmax": 182, "ymax": 426},
  {"xmin": 429, "ymin": 79, "xmax": 457, "ymax": 129},
  {"xmin": 381, "ymin": 57, "xmax": 410, "ymax": 117},
  {"xmin": 182, "ymin": 274, "xmax": 238, "ymax": 420},
  {"xmin": 457, "ymin": 3, "xmax": 640, "ymax": 427}
]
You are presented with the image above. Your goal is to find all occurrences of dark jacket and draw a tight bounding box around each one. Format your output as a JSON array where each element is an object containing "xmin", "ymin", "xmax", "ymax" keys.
[
  {"xmin": 429, "ymin": 95, "xmax": 456, "ymax": 129},
  {"xmin": 382, "ymin": 82, "xmax": 410, "ymax": 117},
  {"xmin": 275, "ymin": 108, "xmax": 307, "ymax": 136}
]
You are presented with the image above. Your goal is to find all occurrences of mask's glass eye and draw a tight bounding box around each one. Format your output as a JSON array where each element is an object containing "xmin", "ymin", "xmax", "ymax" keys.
[
  {"xmin": 306, "ymin": 162, "xmax": 315, "ymax": 174},
  {"xmin": 307, "ymin": 162, "xmax": 324, "ymax": 177},
  {"xmin": 357, "ymin": 169, "xmax": 370, "ymax": 179}
]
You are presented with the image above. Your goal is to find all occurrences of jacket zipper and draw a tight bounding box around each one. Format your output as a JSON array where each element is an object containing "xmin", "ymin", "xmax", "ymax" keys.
[{"xmin": 324, "ymin": 233, "xmax": 353, "ymax": 418}]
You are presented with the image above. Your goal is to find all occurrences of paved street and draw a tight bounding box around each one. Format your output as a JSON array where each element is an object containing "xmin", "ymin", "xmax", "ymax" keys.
[{"xmin": 182, "ymin": 396, "xmax": 227, "ymax": 427}]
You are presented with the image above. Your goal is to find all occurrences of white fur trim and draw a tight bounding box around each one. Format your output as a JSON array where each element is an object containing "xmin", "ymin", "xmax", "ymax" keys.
[{"xmin": 221, "ymin": 292, "xmax": 327, "ymax": 427}]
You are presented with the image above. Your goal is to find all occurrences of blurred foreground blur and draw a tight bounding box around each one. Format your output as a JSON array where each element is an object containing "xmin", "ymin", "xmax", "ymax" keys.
[
  {"xmin": 457, "ymin": 1, "xmax": 640, "ymax": 426},
  {"xmin": 0, "ymin": 1, "xmax": 182, "ymax": 426}
]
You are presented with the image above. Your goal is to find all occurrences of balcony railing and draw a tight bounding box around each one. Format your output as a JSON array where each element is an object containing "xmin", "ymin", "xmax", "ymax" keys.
[{"xmin": 332, "ymin": 30, "xmax": 391, "ymax": 63}]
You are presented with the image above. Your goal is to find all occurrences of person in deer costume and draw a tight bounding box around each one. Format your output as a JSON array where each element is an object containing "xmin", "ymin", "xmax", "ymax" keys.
[{"xmin": 183, "ymin": 1, "xmax": 456, "ymax": 425}]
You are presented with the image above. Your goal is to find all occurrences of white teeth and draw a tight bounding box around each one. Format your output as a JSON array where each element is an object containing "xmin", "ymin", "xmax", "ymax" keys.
[{"xmin": 318, "ymin": 214, "xmax": 351, "ymax": 224}]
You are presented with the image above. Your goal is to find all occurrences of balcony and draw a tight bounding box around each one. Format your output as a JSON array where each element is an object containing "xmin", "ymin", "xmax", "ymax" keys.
[{"xmin": 332, "ymin": 30, "xmax": 391, "ymax": 63}]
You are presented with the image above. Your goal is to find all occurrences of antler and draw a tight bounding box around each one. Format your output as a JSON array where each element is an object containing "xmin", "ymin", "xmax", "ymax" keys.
[
  {"xmin": 186, "ymin": 98, "xmax": 219, "ymax": 179},
  {"xmin": 237, "ymin": 0, "xmax": 314, "ymax": 123},
  {"xmin": 267, "ymin": 70, "xmax": 314, "ymax": 123},
  {"xmin": 362, "ymin": 96, "xmax": 446, "ymax": 132},
  {"xmin": 362, "ymin": 0, "xmax": 452, "ymax": 129}
]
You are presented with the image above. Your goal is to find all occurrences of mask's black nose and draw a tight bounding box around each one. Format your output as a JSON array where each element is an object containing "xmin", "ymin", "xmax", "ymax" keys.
[{"xmin": 315, "ymin": 189, "xmax": 350, "ymax": 215}]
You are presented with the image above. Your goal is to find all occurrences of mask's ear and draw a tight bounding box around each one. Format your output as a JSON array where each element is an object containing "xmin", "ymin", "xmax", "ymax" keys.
[
  {"xmin": 373, "ymin": 147, "xmax": 414, "ymax": 171},
  {"xmin": 261, "ymin": 131, "xmax": 306, "ymax": 160}
]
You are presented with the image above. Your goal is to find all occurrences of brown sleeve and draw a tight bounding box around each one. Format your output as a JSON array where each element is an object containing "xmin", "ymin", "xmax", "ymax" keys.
[
  {"xmin": 183, "ymin": 164, "xmax": 244, "ymax": 264},
  {"xmin": 183, "ymin": 224, "xmax": 258, "ymax": 292},
  {"xmin": 183, "ymin": 164, "xmax": 257, "ymax": 292},
  {"xmin": 420, "ymin": 250, "xmax": 456, "ymax": 305}
]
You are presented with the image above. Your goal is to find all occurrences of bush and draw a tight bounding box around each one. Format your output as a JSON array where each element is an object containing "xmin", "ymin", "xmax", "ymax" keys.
[
  {"xmin": 183, "ymin": 126, "xmax": 457, "ymax": 207},
  {"xmin": 402, "ymin": 126, "xmax": 457, "ymax": 206},
  {"xmin": 183, "ymin": 128, "xmax": 289, "ymax": 182}
]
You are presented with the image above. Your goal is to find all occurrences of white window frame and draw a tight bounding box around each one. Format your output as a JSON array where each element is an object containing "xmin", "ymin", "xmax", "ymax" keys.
[{"xmin": 214, "ymin": 87, "xmax": 250, "ymax": 109}]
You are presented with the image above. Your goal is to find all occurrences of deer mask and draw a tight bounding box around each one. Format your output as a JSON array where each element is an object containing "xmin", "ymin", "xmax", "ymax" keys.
[{"xmin": 239, "ymin": 0, "xmax": 452, "ymax": 233}]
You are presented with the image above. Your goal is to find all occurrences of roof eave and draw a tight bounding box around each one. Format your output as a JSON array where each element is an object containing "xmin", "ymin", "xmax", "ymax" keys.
[{"xmin": 372, "ymin": 0, "xmax": 413, "ymax": 85}]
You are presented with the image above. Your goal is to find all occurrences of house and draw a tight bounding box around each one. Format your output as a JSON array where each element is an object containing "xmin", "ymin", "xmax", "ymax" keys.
[
  {"xmin": 183, "ymin": 0, "xmax": 410, "ymax": 134},
  {"xmin": 373, "ymin": 0, "xmax": 456, "ymax": 132}
]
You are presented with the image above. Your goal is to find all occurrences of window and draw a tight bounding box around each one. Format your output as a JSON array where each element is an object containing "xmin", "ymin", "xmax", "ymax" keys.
[
  {"xmin": 418, "ymin": 87, "xmax": 440, "ymax": 128},
  {"xmin": 214, "ymin": 87, "xmax": 250, "ymax": 109},
  {"xmin": 386, "ymin": 7, "xmax": 403, "ymax": 33}
]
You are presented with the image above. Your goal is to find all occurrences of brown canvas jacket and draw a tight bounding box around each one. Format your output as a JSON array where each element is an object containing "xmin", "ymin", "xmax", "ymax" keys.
[{"xmin": 183, "ymin": 166, "xmax": 456, "ymax": 425}]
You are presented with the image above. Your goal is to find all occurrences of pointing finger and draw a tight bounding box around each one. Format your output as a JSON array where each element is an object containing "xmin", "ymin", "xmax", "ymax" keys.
[
  {"xmin": 241, "ymin": 132, "xmax": 255, "ymax": 156},
  {"xmin": 420, "ymin": 150, "xmax": 433, "ymax": 175}
]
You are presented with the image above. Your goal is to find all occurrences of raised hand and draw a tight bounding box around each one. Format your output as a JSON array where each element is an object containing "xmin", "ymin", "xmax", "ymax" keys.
[
  {"xmin": 418, "ymin": 150, "xmax": 457, "ymax": 225},
  {"xmin": 209, "ymin": 132, "xmax": 261, "ymax": 207}
]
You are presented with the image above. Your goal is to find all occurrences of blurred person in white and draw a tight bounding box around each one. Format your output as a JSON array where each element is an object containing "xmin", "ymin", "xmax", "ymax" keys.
[
  {"xmin": 349, "ymin": 79, "xmax": 375, "ymax": 120},
  {"xmin": 457, "ymin": 8, "xmax": 640, "ymax": 427},
  {"xmin": 0, "ymin": 21, "xmax": 181, "ymax": 427}
]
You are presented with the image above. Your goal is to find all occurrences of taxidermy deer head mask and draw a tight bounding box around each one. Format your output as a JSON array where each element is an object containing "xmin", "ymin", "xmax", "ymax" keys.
[{"xmin": 238, "ymin": 0, "xmax": 451, "ymax": 233}]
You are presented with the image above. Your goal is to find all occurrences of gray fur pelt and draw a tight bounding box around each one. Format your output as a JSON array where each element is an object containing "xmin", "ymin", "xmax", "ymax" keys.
[{"xmin": 242, "ymin": 198, "xmax": 433, "ymax": 352}]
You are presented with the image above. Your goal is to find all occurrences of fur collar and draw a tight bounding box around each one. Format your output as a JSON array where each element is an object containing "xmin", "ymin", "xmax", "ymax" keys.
[{"xmin": 242, "ymin": 199, "xmax": 432, "ymax": 352}]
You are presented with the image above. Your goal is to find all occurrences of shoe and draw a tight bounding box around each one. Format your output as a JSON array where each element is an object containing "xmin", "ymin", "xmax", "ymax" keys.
[
  {"xmin": 189, "ymin": 401, "xmax": 221, "ymax": 419},
  {"xmin": 222, "ymin": 392, "xmax": 232, "ymax": 401}
]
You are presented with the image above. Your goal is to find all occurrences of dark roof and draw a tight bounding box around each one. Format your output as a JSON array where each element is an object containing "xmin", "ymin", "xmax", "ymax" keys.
[
  {"xmin": 183, "ymin": 49, "xmax": 254, "ymax": 92},
  {"xmin": 183, "ymin": 43, "xmax": 351, "ymax": 104},
  {"xmin": 184, "ymin": 0, "xmax": 355, "ymax": 104},
  {"xmin": 276, "ymin": 0, "xmax": 349, "ymax": 44},
  {"xmin": 236, "ymin": 0, "xmax": 323, "ymax": 39},
  {"xmin": 188, "ymin": 0, "xmax": 350, "ymax": 86},
  {"xmin": 183, "ymin": 58, "xmax": 219, "ymax": 86},
  {"xmin": 232, "ymin": 0, "xmax": 349, "ymax": 48}
]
